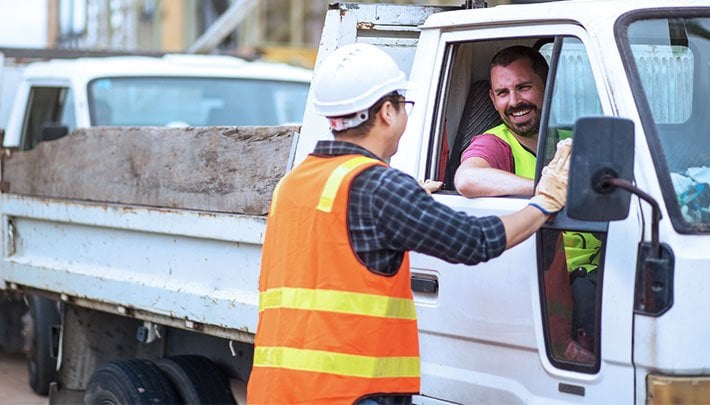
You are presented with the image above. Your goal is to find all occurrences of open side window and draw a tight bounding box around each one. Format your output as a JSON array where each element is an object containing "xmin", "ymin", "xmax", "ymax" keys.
[{"xmin": 428, "ymin": 37, "xmax": 549, "ymax": 192}]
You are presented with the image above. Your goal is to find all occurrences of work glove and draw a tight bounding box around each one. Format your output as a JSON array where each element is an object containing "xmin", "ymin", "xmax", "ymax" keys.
[
  {"xmin": 529, "ymin": 138, "xmax": 572, "ymax": 215},
  {"xmin": 419, "ymin": 179, "xmax": 443, "ymax": 195}
]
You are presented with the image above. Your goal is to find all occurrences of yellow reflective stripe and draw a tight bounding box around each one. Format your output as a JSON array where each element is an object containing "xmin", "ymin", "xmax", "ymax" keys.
[
  {"xmin": 259, "ymin": 287, "xmax": 416, "ymax": 320},
  {"xmin": 269, "ymin": 178, "xmax": 285, "ymax": 217},
  {"xmin": 253, "ymin": 346, "xmax": 420, "ymax": 378},
  {"xmin": 316, "ymin": 156, "xmax": 379, "ymax": 213}
]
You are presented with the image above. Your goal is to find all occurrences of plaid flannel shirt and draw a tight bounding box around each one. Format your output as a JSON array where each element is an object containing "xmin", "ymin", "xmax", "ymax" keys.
[{"xmin": 312, "ymin": 141, "xmax": 506, "ymax": 274}]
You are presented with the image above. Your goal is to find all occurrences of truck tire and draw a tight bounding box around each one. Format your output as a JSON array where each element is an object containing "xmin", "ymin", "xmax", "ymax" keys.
[
  {"xmin": 26, "ymin": 295, "xmax": 60, "ymax": 396},
  {"xmin": 157, "ymin": 355, "xmax": 237, "ymax": 405},
  {"xmin": 84, "ymin": 359, "xmax": 179, "ymax": 405}
]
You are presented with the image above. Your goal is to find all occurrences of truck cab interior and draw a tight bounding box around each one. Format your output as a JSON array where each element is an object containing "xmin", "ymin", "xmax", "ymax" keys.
[{"xmin": 435, "ymin": 38, "xmax": 550, "ymax": 191}]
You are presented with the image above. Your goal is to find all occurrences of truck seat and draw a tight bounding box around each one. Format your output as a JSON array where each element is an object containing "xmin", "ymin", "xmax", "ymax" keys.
[{"xmin": 444, "ymin": 80, "xmax": 502, "ymax": 190}]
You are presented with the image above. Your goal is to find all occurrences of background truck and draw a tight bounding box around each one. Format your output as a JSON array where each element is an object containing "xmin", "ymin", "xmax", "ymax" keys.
[
  {"xmin": 1, "ymin": 0, "xmax": 710, "ymax": 403},
  {"xmin": 0, "ymin": 50, "xmax": 311, "ymax": 397},
  {"xmin": 0, "ymin": 51, "xmax": 312, "ymax": 148}
]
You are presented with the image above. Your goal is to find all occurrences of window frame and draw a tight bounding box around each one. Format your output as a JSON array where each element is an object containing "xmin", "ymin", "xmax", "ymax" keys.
[
  {"xmin": 536, "ymin": 34, "xmax": 612, "ymax": 374},
  {"xmin": 616, "ymin": 8, "xmax": 710, "ymax": 234}
]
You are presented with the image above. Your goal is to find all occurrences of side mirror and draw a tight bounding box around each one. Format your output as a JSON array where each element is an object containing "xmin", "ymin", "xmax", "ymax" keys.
[
  {"xmin": 40, "ymin": 123, "xmax": 69, "ymax": 142},
  {"xmin": 567, "ymin": 117, "xmax": 635, "ymax": 221}
]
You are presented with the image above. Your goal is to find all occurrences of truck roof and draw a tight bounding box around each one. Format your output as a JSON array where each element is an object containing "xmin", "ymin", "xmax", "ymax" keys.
[
  {"xmin": 423, "ymin": 0, "xmax": 710, "ymax": 29},
  {"xmin": 19, "ymin": 53, "xmax": 313, "ymax": 83}
]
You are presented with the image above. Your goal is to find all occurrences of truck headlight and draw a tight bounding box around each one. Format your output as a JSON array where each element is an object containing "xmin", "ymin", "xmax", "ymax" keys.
[{"xmin": 648, "ymin": 374, "xmax": 710, "ymax": 404}]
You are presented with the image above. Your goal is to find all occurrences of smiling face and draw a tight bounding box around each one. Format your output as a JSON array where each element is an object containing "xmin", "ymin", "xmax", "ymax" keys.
[{"xmin": 489, "ymin": 58, "xmax": 545, "ymax": 139}]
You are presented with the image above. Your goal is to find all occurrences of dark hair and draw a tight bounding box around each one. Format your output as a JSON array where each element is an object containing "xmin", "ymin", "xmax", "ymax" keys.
[
  {"xmin": 489, "ymin": 45, "xmax": 549, "ymax": 84},
  {"xmin": 332, "ymin": 91, "xmax": 403, "ymax": 138}
]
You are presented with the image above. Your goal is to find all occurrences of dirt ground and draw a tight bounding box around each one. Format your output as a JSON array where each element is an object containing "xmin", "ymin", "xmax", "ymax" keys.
[{"xmin": 0, "ymin": 351, "xmax": 47, "ymax": 405}]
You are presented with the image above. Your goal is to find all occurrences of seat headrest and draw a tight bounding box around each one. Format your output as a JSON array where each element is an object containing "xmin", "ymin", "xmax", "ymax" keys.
[{"xmin": 443, "ymin": 80, "xmax": 502, "ymax": 190}]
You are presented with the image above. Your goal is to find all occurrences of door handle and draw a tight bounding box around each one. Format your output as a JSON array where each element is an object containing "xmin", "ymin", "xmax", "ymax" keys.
[{"xmin": 411, "ymin": 275, "xmax": 438, "ymax": 294}]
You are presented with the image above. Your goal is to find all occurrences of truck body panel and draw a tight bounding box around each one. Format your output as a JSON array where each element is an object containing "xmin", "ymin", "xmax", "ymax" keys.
[{"xmin": 0, "ymin": 125, "xmax": 299, "ymax": 342}]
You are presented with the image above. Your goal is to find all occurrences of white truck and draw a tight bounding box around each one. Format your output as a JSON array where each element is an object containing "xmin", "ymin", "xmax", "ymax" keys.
[
  {"xmin": 0, "ymin": 51, "xmax": 311, "ymax": 398},
  {"xmin": 2, "ymin": 1, "xmax": 709, "ymax": 403}
]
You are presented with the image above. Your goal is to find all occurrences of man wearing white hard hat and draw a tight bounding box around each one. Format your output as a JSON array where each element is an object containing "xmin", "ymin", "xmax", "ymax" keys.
[{"xmin": 247, "ymin": 43, "xmax": 571, "ymax": 404}]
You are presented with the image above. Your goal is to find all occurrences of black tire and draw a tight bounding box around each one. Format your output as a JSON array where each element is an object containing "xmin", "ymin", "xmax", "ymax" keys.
[
  {"xmin": 157, "ymin": 355, "xmax": 237, "ymax": 405},
  {"xmin": 84, "ymin": 359, "xmax": 179, "ymax": 405},
  {"xmin": 26, "ymin": 295, "xmax": 60, "ymax": 396}
]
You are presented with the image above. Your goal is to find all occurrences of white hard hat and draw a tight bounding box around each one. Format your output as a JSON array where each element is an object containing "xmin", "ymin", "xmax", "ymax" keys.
[{"xmin": 312, "ymin": 43, "xmax": 413, "ymax": 123}]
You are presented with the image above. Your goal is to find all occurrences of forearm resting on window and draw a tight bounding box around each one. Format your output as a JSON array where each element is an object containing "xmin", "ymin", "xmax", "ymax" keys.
[{"xmin": 454, "ymin": 160, "xmax": 534, "ymax": 198}]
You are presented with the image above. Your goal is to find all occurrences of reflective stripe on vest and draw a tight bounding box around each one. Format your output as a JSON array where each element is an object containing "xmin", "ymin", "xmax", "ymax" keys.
[
  {"xmin": 485, "ymin": 123, "xmax": 536, "ymax": 178},
  {"xmin": 260, "ymin": 286, "xmax": 417, "ymax": 319},
  {"xmin": 269, "ymin": 155, "xmax": 379, "ymax": 215},
  {"xmin": 316, "ymin": 155, "xmax": 379, "ymax": 213},
  {"xmin": 248, "ymin": 154, "xmax": 420, "ymax": 403},
  {"xmin": 268, "ymin": 177, "xmax": 284, "ymax": 217},
  {"xmin": 253, "ymin": 346, "xmax": 420, "ymax": 378}
]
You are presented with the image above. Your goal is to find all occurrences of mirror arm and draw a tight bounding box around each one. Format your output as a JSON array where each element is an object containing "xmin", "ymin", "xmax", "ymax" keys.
[{"xmin": 605, "ymin": 177, "xmax": 661, "ymax": 257}]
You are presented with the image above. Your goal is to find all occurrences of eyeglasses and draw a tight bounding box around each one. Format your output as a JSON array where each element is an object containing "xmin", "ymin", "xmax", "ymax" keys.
[{"xmin": 401, "ymin": 100, "xmax": 415, "ymax": 115}]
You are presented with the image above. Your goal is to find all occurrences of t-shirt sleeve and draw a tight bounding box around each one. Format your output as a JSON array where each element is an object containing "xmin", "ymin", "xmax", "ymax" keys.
[{"xmin": 460, "ymin": 133, "xmax": 514, "ymax": 173}]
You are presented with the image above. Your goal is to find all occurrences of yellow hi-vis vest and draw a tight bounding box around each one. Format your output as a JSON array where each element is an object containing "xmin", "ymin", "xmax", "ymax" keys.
[{"xmin": 485, "ymin": 123, "xmax": 537, "ymax": 178}]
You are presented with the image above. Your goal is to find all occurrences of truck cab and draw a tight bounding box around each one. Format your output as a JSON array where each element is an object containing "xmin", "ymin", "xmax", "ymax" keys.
[
  {"xmin": 1, "ymin": 1, "xmax": 710, "ymax": 403},
  {"xmin": 298, "ymin": 1, "xmax": 710, "ymax": 403}
]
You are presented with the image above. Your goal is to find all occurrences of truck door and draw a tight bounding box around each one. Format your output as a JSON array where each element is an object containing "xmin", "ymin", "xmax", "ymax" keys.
[
  {"xmin": 534, "ymin": 36, "xmax": 635, "ymax": 399},
  {"xmin": 410, "ymin": 25, "xmax": 634, "ymax": 403}
]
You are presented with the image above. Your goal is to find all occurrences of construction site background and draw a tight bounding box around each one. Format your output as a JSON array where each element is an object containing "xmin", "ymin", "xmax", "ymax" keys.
[{"xmin": 12, "ymin": 0, "xmax": 520, "ymax": 69}]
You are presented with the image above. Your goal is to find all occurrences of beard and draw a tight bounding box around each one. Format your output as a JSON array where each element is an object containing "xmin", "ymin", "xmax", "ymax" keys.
[{"xmin": 503, "ymin": 102, "xmax": 540, "ymax": 138}]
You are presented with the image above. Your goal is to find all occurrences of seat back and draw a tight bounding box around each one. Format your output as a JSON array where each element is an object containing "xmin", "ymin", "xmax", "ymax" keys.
[{"xmin": 444, "ymin": 80, "xmax": 502, "ymax": 190}]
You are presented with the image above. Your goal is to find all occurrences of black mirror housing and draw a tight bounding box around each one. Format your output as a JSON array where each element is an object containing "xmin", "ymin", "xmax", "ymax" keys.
[{"xmin": 567, "ymin": 117, "xmax": 635, "ymax": 221}]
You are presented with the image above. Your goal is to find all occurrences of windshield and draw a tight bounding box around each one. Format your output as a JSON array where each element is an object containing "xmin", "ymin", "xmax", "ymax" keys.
[
  {"xmin": 623, "ymin": 14, "xmax": 710, "ymax": 231},
  {"xmin": 88, "ymin": 77, "xmax": 309, "ymax": 127}
]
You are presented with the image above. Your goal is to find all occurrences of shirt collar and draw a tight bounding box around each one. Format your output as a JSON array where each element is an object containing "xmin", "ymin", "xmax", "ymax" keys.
[{"xmin": 312, "ymin": 140, "xmax": 383, "ymax": 162}]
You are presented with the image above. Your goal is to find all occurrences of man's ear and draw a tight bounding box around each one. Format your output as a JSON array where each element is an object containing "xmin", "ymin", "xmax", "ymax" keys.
[
  {"xmin": 489, "ymin": 88, "xmax": 496, "ymax": 104},
  {"xmin": 379, "ymin": 100, "xmax": 394, "ymax": 125}
]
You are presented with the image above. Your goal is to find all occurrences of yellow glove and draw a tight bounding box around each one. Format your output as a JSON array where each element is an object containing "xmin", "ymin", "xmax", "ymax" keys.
[
  {"xmin": 419, "ymin": 179, "xmax": 443, "ymax": 195},
  {"xmin": 529, "ymin": 138, "xmax": 572, "ymax": 215}
]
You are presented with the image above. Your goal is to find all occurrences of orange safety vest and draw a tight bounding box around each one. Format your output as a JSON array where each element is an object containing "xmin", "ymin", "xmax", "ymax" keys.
[{"xmin": 247, "ymin": 154, "xmax": 421, "ymax": 404}]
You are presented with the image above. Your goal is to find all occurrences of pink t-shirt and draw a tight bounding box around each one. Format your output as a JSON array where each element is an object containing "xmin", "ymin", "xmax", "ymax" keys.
[{"xmin": 460, "ymin": 133, "xmax": 514, "ymax": 173}]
